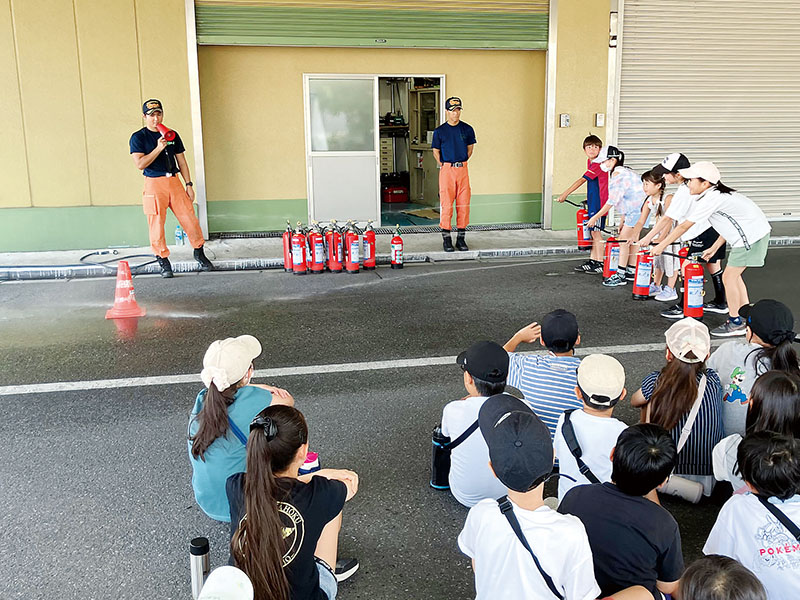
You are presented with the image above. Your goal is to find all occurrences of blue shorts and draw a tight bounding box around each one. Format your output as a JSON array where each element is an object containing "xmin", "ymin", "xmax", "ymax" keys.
[
  {"xmin": 316, "ymin": 558, "xmax": 338, "ymax": 600},
  {"xmin": 586, "ymin": 196, "xmax": 607, "ymax": 232}
]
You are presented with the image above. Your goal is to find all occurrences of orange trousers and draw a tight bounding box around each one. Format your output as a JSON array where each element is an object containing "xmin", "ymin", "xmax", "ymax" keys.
[
  {"xmin": 142, "ymin": 176, "xmax": 204, "ymax": 258},
  {"xmin": 439, "ymin": 163, "xmax": 471, "ymax": 230}
]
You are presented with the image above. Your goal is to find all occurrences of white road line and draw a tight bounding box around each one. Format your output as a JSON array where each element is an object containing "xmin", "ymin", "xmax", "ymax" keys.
[{"xmin": 0, "ymin": 340, "xmax": 725, "ymax": 397}]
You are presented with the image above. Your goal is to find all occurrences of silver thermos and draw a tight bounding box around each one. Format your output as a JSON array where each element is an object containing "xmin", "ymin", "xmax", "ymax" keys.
[{"xmin": 190, "ymin": 536, "xmax": 211, "ymax": 599}]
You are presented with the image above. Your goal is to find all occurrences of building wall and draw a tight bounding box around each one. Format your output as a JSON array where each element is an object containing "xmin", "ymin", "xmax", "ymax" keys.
[
  {"xmin": 198, "ymin": 46, "xmax": 546, "ymax": 231},
  {"xmin": 0, "ymin": 0, "xmax": 193, "ymax": 251},
  {"xmin": 549, "ymin": 0, "xmax": 611, "ymax": 230}
]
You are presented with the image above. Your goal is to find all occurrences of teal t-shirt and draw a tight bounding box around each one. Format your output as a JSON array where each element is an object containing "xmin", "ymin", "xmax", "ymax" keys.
[{"xmin": 187, "ymin": 385, "xmax": 272, "ymax": 522}]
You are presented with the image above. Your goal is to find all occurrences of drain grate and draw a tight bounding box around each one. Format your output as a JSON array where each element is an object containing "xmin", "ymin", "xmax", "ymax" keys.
[{"xmin": 212, "ymin": 222, "xmax": 543, "ymax": 239}]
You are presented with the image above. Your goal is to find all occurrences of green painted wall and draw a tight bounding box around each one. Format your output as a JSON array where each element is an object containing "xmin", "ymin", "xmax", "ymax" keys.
[
  {"xmin": 550, "ymin": 193, "xmax": 585, "ymax": 231},
  {"xmin": 447, "ymin": 193, "xmax": 542, "ymax": 226},
  {"xmin": 208, "ymin": 199, "xmax": 306, "ymax": 233}
]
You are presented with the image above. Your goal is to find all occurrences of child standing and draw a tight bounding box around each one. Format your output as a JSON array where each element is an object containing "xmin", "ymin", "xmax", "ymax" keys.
[{"xmin": 557, "ymin": 134, "xmax": 608, "ymax": 274}]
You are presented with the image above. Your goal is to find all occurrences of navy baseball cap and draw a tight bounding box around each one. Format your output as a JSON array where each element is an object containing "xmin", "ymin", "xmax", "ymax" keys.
[
  {"xmin": 445, "ymin": 97, "xmax": 463, "ymax": 111},
  {"xmin": 143, "ymin": 99, "xmax": 163, "ymax": 115},
  {"xmin": 540, "ymin": 309, "xmax": 579, "ymax": 353},
  {"xmin": 457, "ymin": 341, "xmax": 509, "ymax": 383},
  {"xmin": 479, "ymin": 393, "xmax": 553, "ymax": 492},
  {"xmin": 740, "ymin": 300, "xmax": 796, "ymax": 346}
]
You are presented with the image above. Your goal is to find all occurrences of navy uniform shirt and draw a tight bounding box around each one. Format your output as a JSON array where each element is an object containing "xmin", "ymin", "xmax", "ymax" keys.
[
  {"xmin": 431, "ymin": 121, "xmax": 476, "ymax": 163},
  {"xmin": 129, "ymin": 127, "xmax": 185, "ymax": 178}
]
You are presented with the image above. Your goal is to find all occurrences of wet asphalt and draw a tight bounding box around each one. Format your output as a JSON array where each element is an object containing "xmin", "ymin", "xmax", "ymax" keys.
[{"xmin": 1, "ymin": 247, "xmax": 799, "ymax": 599}]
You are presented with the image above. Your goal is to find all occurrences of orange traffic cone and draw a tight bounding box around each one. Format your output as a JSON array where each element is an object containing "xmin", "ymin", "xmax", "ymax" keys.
[{"xmin": 105, "ymin": 261, "xmax": 147, "ymax": 319}]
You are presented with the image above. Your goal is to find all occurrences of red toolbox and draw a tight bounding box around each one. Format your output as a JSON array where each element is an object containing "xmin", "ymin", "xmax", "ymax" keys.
[{"xmin": 382, "ymin": 186, "xmax": 409, "ymax": 204}]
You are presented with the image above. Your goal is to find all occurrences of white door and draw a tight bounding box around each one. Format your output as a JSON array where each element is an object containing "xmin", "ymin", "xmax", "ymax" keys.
[{"xmin": 304, "ymin": 75, "xmax": 380, "ymax": 224}]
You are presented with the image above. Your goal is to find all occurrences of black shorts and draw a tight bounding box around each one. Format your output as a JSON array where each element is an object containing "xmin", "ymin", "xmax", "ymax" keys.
[{"xmin": 689, "ymin": 227, "xmax": 726, "ymax": 263}]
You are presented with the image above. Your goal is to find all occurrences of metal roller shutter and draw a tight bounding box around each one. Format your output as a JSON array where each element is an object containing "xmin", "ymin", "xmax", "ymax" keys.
[
  {"xmin": 195, "ymin": 0, "xmax": 549, "ymax": 49},
  {"xmin": 617, "ymin": 0, "xmax": 800, "ymax": 218}
]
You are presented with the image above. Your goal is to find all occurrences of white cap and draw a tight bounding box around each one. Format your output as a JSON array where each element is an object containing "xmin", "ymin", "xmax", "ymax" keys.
[
  {"xmin": 201, "ymin": 335, "xmax": 262, "ymax": 391},
  {"xmin": 665, "ymin": 318, "xmax": 711, "ymax": 363},
  {"xmin": 678, "ymin": 161, "xmax": 721, "ymax": 185},
  {"xmin": 197, "ymin": 566, "xmax": 254, "ymax": 600},
  {"xmin": 576, "ymin": 354, "xmax": 626, "ymax": 407}
]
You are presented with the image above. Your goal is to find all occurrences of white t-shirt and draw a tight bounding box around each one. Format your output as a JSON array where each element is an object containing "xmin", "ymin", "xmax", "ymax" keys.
[
  {"xmin": 553, "ymin": 410, "xmax": 628, "ymax": 502},
  {"xmin": 441, "ymin": 396, "xmax": 507, "ymax": 507},
  {"xmin": 459, "ymin": 498, "xmax": 601, "ymax": 600},
  {"xmin": 685, "ymin": 189, "xmax": 771, "ymax": 248},
  {"xmin": 665, "ymin": 183, "xmax": 709, "ymax": 241},
  {"xmin": 704, "ymin": 493, "xmax": 800, "ymax": 600}
]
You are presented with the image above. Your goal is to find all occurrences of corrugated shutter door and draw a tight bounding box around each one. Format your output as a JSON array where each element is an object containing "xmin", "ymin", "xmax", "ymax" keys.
[
  {"xmin": 617, "ymin": 0, "xmax": 800, "ymax": 217},
  {"xmin": 195, "ymin": 0, "xmax": 548, "ymax": 50}
]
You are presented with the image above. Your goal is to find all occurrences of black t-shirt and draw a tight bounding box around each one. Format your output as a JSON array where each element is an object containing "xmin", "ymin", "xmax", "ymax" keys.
[
  {"xmin": 227, "ymin": 473, "xmax": 347, "ymax": 600},
  {"xmin": 128, "ymin": 127, "xmax": 185, "ymax": 177},
  {"xmin": 558, "ymin": 482, "xmax": 684, "ymax": 600}
]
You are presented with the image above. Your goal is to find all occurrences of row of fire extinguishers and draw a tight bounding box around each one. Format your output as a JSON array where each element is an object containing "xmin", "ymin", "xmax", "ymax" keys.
[
  {"xmin": 282, "ymin": 220, "xmax": 404, "ymax": 275},
  {"xmin": 576, "ymin": 205, "xmax": 706, "ymax": 320}
]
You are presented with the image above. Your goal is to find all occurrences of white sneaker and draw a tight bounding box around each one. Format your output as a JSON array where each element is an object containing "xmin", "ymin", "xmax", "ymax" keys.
[
  {"xmin": 655, "ymin": 286, "xmax": 678, "ymax": 302},
  {"xmin": 649, "ymin": 283, "xmax": 662, "ymax": 297}
]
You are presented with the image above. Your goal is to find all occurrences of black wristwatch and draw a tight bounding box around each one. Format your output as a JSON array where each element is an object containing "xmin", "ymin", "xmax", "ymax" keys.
[{"xmin": 186, "ymin": 182, "xmax": 193, "ymax": 186}]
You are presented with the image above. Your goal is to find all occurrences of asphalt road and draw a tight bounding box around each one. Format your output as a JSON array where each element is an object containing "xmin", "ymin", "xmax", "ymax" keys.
[{"xmin": 1, "ymin": 247, "xmax": 799, "ymax": 599}]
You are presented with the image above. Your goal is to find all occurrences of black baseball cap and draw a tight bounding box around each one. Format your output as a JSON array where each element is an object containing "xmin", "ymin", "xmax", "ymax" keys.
[
  {"xmin": 143, "ymin": 99, "xmax": 163, "ymax": 115},
  {"xmin": 541, "ymin": 309, "xmax": 579, "ymax": 353},
  {"xmin": 445, "ymin": 97, "xmax": 463, "ymax": 111},
  {"xmin": 479, "ymin": 393, "xmax": 553, "ymax": 492},
  {"xmin": 652, "ymin": 153, "xmax": 691, "ymax": 177},
  {"xmin": 740, "ymin": 300, "xmax": 796, "ymax": 346},
  {"xmin": 457, "ymin": 341, "xmax": 509, "ymax": 383}
]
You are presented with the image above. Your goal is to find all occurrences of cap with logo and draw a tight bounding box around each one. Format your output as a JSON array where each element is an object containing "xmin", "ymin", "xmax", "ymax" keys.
[
  {"xmin": 445, "ymin": 97, "xmax": 463, "ymax": 111},
  {"xmin": 479, "ymin": 393, "xmax": 553, "ymax": 492},
  {"xmin": 651, "ymin": 152, "xmax": 691, "ymax": 177},
  {"xmin": 540, "ymin": 309, "xmax": 579, "ymax": 353},
  {"xmin": 577, "ymin": 354, "xmax": 626, "ymax": 408},
  {"xmin": 201, "ymin": 335, "xmax": 262, "ymax": 391},
  {"xmin": 592, "ymin": 145, "xmax": 623, "ymax": 164},
  {"xmin": 197, "ymin": 566, "xmax": 254, "ymax": 600},
  {"xmin": 142, "ymin": 99, "xmax": 163, "ymax": 115},
  {"xmin": 678, "ymin": 161, "xmax": 721, "ymax": 185},
  {"xmin": 740, "ymin": 299, "xmax": 797, "ymax": 346},
  {"xmin": 457, "ymin": 340, "xmax": 509, "ymax": 383},
  {"xmin": 665, "ymin": 317, "xmax": 711, "ymax": 364}
]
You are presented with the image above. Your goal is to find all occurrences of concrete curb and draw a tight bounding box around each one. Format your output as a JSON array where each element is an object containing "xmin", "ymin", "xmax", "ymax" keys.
[{"xmin": 2, "ymin": 236, "xmax": 799, "ymax": 281}]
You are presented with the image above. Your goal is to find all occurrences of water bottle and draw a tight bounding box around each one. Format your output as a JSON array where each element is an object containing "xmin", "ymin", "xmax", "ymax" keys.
[
  {"xmin": 183, "ymin": 228, "xmax": 189, "ymax": 245},
  {"xmin": 190, "ymin": 537, "xmax": 210, "ymax": 599},
  {"xmin": 430, "ymin": 425, "xmax": 452, "ymax": 490},
  {"xmin": 175, "ymin": 225, "xmax": 184, "ymax": 246}
]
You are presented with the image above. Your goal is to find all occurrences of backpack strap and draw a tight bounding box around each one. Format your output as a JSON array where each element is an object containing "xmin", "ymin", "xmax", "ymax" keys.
[
  {"xmin": 561, "ymin": 410, "xmax": 600, "ymax": 484},
  {"xmin": 228, "ymin": 416, "xmax": 249, "ymax": 446},
  {"xmin": 497, "ymin": 496, "xmax": 565, "ymax": 600},
  {"xmin": 444, "ymin": 419, "xmax": 479, "ymax": 451},
  {"xmin": 756, "ymin": 495, "xmax": 800, "ymax": 542}
]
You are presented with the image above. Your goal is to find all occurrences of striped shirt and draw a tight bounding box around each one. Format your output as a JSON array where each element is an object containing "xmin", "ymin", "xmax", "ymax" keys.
[
  {"xmin": 641, "ymin": 369, "xmax": 724, "ymax": 476},
  {"xmin": 507, "ymin": 353, "xmax": 582, "ymax": 439}
]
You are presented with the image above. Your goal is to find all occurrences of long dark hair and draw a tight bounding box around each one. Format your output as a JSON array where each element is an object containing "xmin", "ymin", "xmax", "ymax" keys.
[
  {"xmin": 641, "ymin": 169, "xmax": 666, "ymax": 218},
  {"xmin": 649, "ymin": 354, "xmax": 706, "ymax": 431},
  {"xmin": 189, "ymin": 374, "xmax": 249, "ymax": 460},
  {"xmin": 748, "ymin": 337, "xmax": 800, "ymax": 379},
  {"xmin": 232, "ymin": 405, "xmax": 308, "ymax": 600},
  {"xmin": 713, "ymin": 180, "xmax": 737, "ymax": 194},
  {"xmin": 745, "ymin": 370, "xmax": 800, "ymax": 437}
]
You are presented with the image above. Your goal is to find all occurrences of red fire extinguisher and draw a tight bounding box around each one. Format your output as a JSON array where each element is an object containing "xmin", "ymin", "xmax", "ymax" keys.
[
  {"xmin": 678, "ymin": 246, "xmax": 690, "ymax": 270},
  {"xmin": 344, "ymin": 222, "xmax": 360, "ymax": 274},
  {"xmin": 602, "ymin": 237, "xmax": 621, "ymax": 278},
  {"xmin": 684, "ymin": 257, "xmax": 705, "ymax": 319},
  {"xmin": 391, "ymin": 225, "xmax": 403, "ymax": 269},
  {"xmin": 324, "ymin": 221, "xmax": 343, "ymax": 273},
  {"xmin": 308, "ymin": 221, "xmax": 325, "ymax": 274},
  {"xmin": 282, "ymin": 220, "xmax": 293, "ymax": 273},
  {"xmin": 156, "ymin": 123, "xmax": 176, "ymax": 141},
  {"xmin": 631, "ymin": 248, "xmax": 653, "ymax": 300},
  {"xmin": 363, "ymin": 220, "xmax": 376, "ymax": 270},
  {"xmin": 291, "ymin": 222, "xmax": 307, "ymax": 275},
  {"xmin": 577, "ymin": 206, "xmax": 591, "ymax": 249}
]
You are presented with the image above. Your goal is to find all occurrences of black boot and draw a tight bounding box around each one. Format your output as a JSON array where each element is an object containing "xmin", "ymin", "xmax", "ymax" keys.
[
  {"xmin": 156, "ymin": 256, "xmax": 174, "ymax": 278},
  {"xmin": 442, "ymin": 229, "xmax": 454, "ymax": 252},
  {"xmin": 455, "ymin": 229, "xmax": 469, "ymax": 251},
  {"xmin": 194, "ymin": 246, "xmax": 214, "ymax": 271}
]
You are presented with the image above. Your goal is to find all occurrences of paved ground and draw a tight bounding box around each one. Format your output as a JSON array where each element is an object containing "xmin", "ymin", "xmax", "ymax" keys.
[{"xmin": 1, "ymin": 247, "xmax": 799, "ymax": 599}]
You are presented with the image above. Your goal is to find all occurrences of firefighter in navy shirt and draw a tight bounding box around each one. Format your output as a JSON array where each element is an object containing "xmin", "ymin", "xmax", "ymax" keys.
[
  {"xmin": 432, "ymin": 97, "xmax": 476, "ymax": 252},
  {"xmin": 129, "ymin": 99, "xmax": 213, "ymax": 278}
]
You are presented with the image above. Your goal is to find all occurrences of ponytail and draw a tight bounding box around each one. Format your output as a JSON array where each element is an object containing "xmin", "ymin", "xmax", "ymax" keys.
[
  {"xmin": 232, "ymin": 405, "xmax": 308, "ymax": 600},
  {"xmin": 190, "ymin": 383, "xmax": 236, "ymax": 460},
  {"xmin": 750, "ymin": 339, "xmax": 800, "ymax": 379},
  {"xmin": 713, "ymin": 180, "xmax": 736, "ymax": 195}
]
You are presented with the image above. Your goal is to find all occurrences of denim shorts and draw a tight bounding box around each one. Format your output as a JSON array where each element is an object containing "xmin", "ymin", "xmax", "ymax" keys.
[{"xmin": 315, "ymin": 558, "xmax": 338, "ymax": 600}]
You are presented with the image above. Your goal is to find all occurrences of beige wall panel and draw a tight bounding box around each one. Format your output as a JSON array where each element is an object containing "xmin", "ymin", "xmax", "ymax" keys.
[
  {"xmin": 135, "ymin": 0, "xmax": 193, "ymax": 173},
  {"xmin": 75, "ymin": 0, "xmax": 143, "ymax": 206},
  {"xmin": 552, "ymin": 0, "xmax": 609, "ymax": 192},
  {"xmin": 198, "ymin": 47, "xmax": 545, "ymax": 201},
  {"xmin": 0, "ymin": 0, "xmax": 30, "ymax": 208},
  {"xmin": 13, "ymin": 0, "xmax": 90, "ymax": 207}
]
